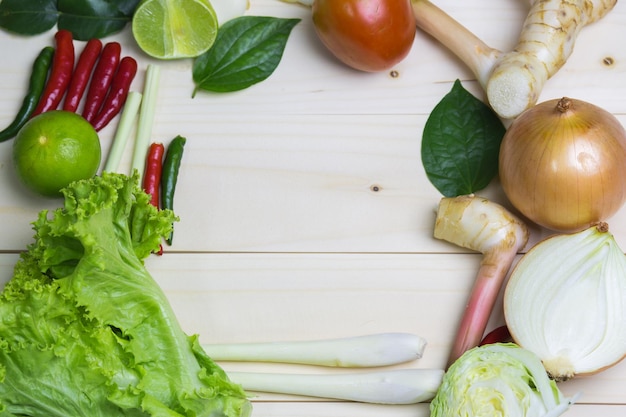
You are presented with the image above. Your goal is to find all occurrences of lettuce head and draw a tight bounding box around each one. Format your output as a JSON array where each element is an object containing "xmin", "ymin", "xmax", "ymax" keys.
[
  {"xmin": 430, "ymin": 343, "xmax": 575, "ymax": 417},
  {"xmin": 0, "ymin": 172, "xmax": 251, "ymax": 417}
]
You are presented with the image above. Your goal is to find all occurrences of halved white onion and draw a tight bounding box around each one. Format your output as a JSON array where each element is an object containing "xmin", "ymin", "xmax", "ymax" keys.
[{"xmin": 503, "ymin": 223, "xmax": 626, "ymax": 381}]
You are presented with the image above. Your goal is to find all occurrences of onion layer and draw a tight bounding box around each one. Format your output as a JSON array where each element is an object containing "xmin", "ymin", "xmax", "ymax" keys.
[
  {"xmin": 503, "ymin": 223, "xmax": 626, "ymax": 381},
  {"xmin": 499, "ymin": 97, "xmax": 626, "ymax": 232}
]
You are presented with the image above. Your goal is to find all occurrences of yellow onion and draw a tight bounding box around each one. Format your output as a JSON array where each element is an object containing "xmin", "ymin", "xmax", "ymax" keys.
[
  {"xmin": 499, "ymin": 97, "xmax": 626, "ymax": 232},
  {"xmin": 503, "ymin": 223, "xmax": 626, "ymax": 381}
]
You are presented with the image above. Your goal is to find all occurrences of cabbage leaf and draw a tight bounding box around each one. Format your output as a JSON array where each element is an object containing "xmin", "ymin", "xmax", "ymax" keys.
[
  {"xmin": 430, "ymin": 343, "xmax": 574, "ymax": 417},
  {"xmin": 0, "ymin": 172, "xmax": 251, "ymax": 417}
]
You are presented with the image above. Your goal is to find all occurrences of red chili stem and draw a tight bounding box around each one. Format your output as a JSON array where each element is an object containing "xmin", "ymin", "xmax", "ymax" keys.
[
  {"xmin": 82, "ymin": 41, "xmax": 121, "ymax": 123},
  {"xmin": 142, "ymin": 142, "xmax": 165, "ymax": 209},
  {"xmin": 62, "ymin": 38, "xmax": 102, "ymax": 112},
  {"xmin": 32, "ymin": 29, "xmax": 75, "ymax": 117},
  {"xmin": 91, "ymin": 56, "xmax": 138, "ymax": 131}
]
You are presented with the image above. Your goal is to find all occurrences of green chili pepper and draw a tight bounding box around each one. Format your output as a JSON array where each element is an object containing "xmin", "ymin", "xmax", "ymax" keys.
[
  {"xmin": 161, "ymin": 135, "xmax": 186, "ymax": 245},
  {"xmin": 0, "ymin": 46, "xmax": 54, "ymax": 142}
]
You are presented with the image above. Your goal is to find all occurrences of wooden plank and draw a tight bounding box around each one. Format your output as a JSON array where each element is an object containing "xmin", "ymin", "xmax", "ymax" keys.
[
  {"xmin": 4, "ymin": 111, "xmax": 626, "ymax": 253},
  {"xmin": 247, "ymin": 402, "xmax": 626, "ymax": 417}
]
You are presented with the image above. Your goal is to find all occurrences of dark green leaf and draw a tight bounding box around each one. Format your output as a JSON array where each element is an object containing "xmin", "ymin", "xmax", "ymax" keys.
[
  {"xmin": 192, "ymin": 16, "xmax": 300, "ymax": 94},
  {"xmin": 421, "ymin": 80, "xmax": 506, "ymax": 197},
  {"xmin": 58, "ymin": 0, "xmax": 138, "ymax": 40},
  {"xmin": 0, "ymin": 0, "xmax": 138, "ymax": 39},
  {"xmin": 0, "ymin": 0, "xmax": 58, "ymax": 35}
]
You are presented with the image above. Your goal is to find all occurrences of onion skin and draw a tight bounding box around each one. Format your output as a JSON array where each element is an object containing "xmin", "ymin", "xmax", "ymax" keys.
[
  {"xmin": 311, "ymin": 0, "xmax": 416, "ymax": 72},
  {"xmin": 499, "ymin": 97, "xmax": 626, "ymax": 232}
]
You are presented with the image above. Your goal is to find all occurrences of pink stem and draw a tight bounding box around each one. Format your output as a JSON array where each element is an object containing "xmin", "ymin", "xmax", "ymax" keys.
[{"xmin": 446, "ymin": 249, "xmax": 518, "ymax": 368}]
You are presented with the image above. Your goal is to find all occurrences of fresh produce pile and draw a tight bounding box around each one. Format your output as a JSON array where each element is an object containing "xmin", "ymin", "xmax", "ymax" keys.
[
  {"xmin": 0, "ymin": 30, "xmax": 137, "ymax": 141},
  {"xmin": 414, "ymin": 1, "xmax": 626, "ymax": 415},
  {"xmin": 0, "ymin": 0, "xmax": 625, "ymax": 416}
]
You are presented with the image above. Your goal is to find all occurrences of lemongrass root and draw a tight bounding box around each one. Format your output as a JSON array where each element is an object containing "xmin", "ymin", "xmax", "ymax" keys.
[
  {"xmin": 103, "ymin": 91, "xmax": 142, "ymax": 174},
  {"xmin": 433, "ymin": 195, "xmax": 528, "ymax": 368},
  {"xmin": 228, "ymin": 369, "xmax": 444, "ymax": 404},
  {"xmin": 203, "ymin": 333, "xmax": 427, "ymax": 367}
]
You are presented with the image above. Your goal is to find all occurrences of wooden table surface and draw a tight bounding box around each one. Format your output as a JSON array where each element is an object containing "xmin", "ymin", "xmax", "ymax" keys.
[{"xmin": 1, "ymin": 1, "xmax": 625, "ymax": 415}]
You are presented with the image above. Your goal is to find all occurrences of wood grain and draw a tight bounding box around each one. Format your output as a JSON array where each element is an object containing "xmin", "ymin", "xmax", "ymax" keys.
[{"xmin": 1, "ymin": 0, "xmax": 625, "ymax": 415}]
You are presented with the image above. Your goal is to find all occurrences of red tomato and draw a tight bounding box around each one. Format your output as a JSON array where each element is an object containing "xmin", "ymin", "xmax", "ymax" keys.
[{"xmin": 312, "ymin": 0, "xmax": 416, "ymax": 72}]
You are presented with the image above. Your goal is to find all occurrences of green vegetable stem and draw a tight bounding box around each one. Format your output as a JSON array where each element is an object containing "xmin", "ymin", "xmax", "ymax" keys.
[
  {"xmin": 161, "ymin": 135, "xmax": 186, "ymax": 245},
  {"xmin": 0, "ymin": 46, "xmax": 53, "ymax": 142}
]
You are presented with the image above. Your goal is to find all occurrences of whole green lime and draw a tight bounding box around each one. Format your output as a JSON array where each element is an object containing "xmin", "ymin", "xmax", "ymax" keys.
[{"xmin": 13, "ymin": 111, "xmax": 101, "ymax": 197}]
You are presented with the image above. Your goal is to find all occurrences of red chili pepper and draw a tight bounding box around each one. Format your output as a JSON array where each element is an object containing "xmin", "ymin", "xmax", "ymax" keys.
[
  {"xmin": 32, "ymin": 29, "xmax": 75, "ymax": 117},
  {"xmin": 82, "ymin": 41, "xmax": 121, "ymax": 123},
  {"xmin": 91, "ymin": 56, "xmax": 138, "ymax": 131},
  {"xmin": 143, "ymin": 143, "xmax": 165, "ymax": 209},
  {"xmin": 479, "ymin": 325, "xmax": 512, "ymax": 346},
  {"xmin": 143, "ymin": 142, "xmax": 165, "ymax": 255},
  {"xmin": 62, "ymin": 38, "xmax": 102, "ymax": 112}
]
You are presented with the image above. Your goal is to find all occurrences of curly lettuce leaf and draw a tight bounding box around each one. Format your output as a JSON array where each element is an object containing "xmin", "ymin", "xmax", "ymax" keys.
[{"xmin": 0, "ymin": 172, "xmax": 251, "ymax": 417}]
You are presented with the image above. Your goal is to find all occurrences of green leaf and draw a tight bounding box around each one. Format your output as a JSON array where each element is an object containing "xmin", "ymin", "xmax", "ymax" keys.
[
  {"xmin": 0, "ymin": 0, "xmax": 58, "ymax": 35},
  {"xmin": 192, "ymin": 16, "xmax": 300, "ymax": 94},
  {"xmin": 58, "ymin": 0, "xmax": 139, "ymax": 40},
  {"xmin": 421, "ymin": 80, "xmax": 506, "ymax": 197},
  {"xmin": 0, "ymin": 0, "xmax": 139, "ymax": 39}
]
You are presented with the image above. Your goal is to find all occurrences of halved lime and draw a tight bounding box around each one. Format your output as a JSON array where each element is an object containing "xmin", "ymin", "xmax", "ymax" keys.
[{"xmin": 132, "ymin": 0, "xmax": 219, "ymax": 59}]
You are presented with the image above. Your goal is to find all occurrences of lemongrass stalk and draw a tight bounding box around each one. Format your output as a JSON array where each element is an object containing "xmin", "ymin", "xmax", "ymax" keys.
[
  {"xmin": 411, "ymin": 0, "xmax": 499, "ymax": 89},
  {"xmin": 228, "ymin": 369, "xmax": 444, "ymax": 404},
  {"xmin": 433, "ymin": 195, "xmax": 528, "ymax": 368},
  {"xmin": 131, "ymin": 64, "xmax": 161, "ymax": 180},
  {"xmin": 203, "ymin": 333, "xmax": 427, "ymax": 367},
  {"xmin": 102, "ymin": 91, "xmax": 142, "ymax": 174}
]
